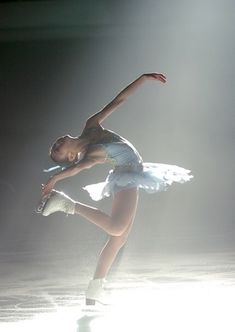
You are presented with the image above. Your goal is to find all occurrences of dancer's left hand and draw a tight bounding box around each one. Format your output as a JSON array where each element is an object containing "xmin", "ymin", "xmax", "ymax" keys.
[
  {"xmin": 144, "ymin": 73, "xmax": 167, "ymax": 83},
  {"xmin": 41, "ymin": 177, "xmax": 56, "ymax": 197}
]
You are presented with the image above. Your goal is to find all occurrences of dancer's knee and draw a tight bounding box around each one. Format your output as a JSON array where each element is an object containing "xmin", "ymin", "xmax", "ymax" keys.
[
  {"xmin": 109, "ymin": 231, "xmax": 129, "ymax": 249},
  {"xmin": 108, "ymin": 225, "xmax": 125, "ymax": 237},
  {"xmin": 109, "ymin": 217, "xmax": 131, "ymax": 237}
]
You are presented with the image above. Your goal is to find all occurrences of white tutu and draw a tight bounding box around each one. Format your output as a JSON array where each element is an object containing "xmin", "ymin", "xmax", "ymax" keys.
[{"xmin": 83, "ymin": 162, "xmax": 194, "ymax": 201}]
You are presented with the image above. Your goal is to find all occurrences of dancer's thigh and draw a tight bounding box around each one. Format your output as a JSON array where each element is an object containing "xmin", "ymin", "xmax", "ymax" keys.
[{"xmin": 111, "ymin": 187, "xmax": 139, "ymax": 234}]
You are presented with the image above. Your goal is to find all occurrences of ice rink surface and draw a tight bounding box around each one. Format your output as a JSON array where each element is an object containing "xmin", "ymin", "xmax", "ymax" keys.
[{"xmin": 0, "ymin": 249, "xmax": 234, "ymax": 332}]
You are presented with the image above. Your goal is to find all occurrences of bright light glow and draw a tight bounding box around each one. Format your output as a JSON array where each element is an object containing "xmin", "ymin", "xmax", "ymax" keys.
[{"xmin": 1, "ymin": 281, "xmax": 234, "ymax": 332}]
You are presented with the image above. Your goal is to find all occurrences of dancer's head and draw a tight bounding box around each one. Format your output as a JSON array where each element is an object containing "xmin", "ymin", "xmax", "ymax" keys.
[{"xmin": 49, "ymin": 135, "xmax": 79, "ymax": 167}]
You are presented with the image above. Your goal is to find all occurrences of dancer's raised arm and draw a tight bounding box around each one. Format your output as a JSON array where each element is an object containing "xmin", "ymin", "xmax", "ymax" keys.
[{"xmin": 85, "ymin": 73, "xmax": 166, "ymax": 128}]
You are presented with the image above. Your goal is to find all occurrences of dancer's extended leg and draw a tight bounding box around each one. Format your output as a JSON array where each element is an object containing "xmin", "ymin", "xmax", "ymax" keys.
[{"xmin": 74, "ymin": 187, "xmax": 139, "ymax": 237}]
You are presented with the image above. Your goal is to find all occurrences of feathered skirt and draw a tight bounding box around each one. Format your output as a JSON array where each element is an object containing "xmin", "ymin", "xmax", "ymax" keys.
[{"xmin": 83, "ymin": 162, "xmax": 194, "ymax": 201}]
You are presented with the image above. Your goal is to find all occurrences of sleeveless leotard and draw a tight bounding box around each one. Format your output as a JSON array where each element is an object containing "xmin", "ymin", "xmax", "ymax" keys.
[{"xmin": 81, "ymin": 127, "xmax": 194, "ymax": 201}]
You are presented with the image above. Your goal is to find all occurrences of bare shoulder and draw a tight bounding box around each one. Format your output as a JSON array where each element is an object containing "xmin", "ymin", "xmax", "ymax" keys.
[
  {"xmin": 80, "ymin": 121, "xmax": 121, "ymax": 145},
  {"xmin": 80, "ymin": 121, "xmax": 104, "ymax": 136}
]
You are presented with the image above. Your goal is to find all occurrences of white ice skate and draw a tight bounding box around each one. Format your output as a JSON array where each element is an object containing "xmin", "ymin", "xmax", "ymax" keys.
[
  {"xmin": 37, "ymin": 190, "xmax": 75, "ymax": 216},
  {"xmin": 85, "ymin": 278, "xmax": 110, "ymax": 306}
]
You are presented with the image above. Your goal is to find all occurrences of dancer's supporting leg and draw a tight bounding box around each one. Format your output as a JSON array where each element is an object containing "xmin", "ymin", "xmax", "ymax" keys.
[
  {"xmin": 76, "ymin": 187, "xmax": 138, "ymax": 304},
  {"xmin": 93, "ymin": 188, "xmax": 139, "ymax": 279},
  {"xmin": 74, "ymin": 187, "xmax": 139, "ymax": 237}
]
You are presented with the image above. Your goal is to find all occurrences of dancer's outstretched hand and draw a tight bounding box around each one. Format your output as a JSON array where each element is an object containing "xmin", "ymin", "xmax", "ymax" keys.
[
  {"xmin": 41, "ymin": 177, "xmax": 56, "ymax": 197},
  {"xmin": 144, "ymin": 73, "xmax": 167, "ymax": 83}
]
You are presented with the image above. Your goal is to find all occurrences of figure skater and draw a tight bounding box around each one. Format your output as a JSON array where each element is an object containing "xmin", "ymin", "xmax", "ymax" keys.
[{"xmin": 38, "ymin": 72, "xmax": 193, "ymax": 305}]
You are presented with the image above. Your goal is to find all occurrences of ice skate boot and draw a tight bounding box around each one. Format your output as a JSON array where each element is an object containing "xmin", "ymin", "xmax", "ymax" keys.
[
  {"xmin": 85, "ymin": 278, "xmax": 109, "ymax": 305},
  {"xmin": 37, "ymin": 190, "xmax": 75, "ymax": 216}
]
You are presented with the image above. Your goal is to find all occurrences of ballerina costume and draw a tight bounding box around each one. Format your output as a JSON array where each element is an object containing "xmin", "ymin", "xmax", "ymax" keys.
[{"xmin": 81, "ymin": 127, "xmax": 193, "ymax": 201}]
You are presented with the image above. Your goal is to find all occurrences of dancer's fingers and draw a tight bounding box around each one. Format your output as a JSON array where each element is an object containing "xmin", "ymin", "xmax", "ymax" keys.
[
  {"xmin": 157, "ymin": 74, "xmax": 166, "ymax": 83},
  {"xmin": 158, "ymin": 73, "xmax": 167, "ymax": 80},
  {"xmin": 41, "ymin": 182, "xmax": 54, "ymax": 196},
  {"xmin": 148, "ymin": 73, "xmax": 166, "ymax": 83},
  {"xmin": 41, "ymin": 184, "xmax": 48, "ymax": 196},
  {"xmin": 42, "ymin": 189, "xmax": 49, "ymax": 197}
]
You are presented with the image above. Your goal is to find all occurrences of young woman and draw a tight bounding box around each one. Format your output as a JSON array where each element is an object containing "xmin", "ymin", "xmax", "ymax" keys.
[{"xmin": 38, "ymin": 72, "xmax": 193, "ymax": 305}]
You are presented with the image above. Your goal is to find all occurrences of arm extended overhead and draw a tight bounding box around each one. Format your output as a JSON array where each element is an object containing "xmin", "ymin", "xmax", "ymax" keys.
[{"xmin": 84, "ymin": 72, "xmax": 166, "ymax": 128}]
